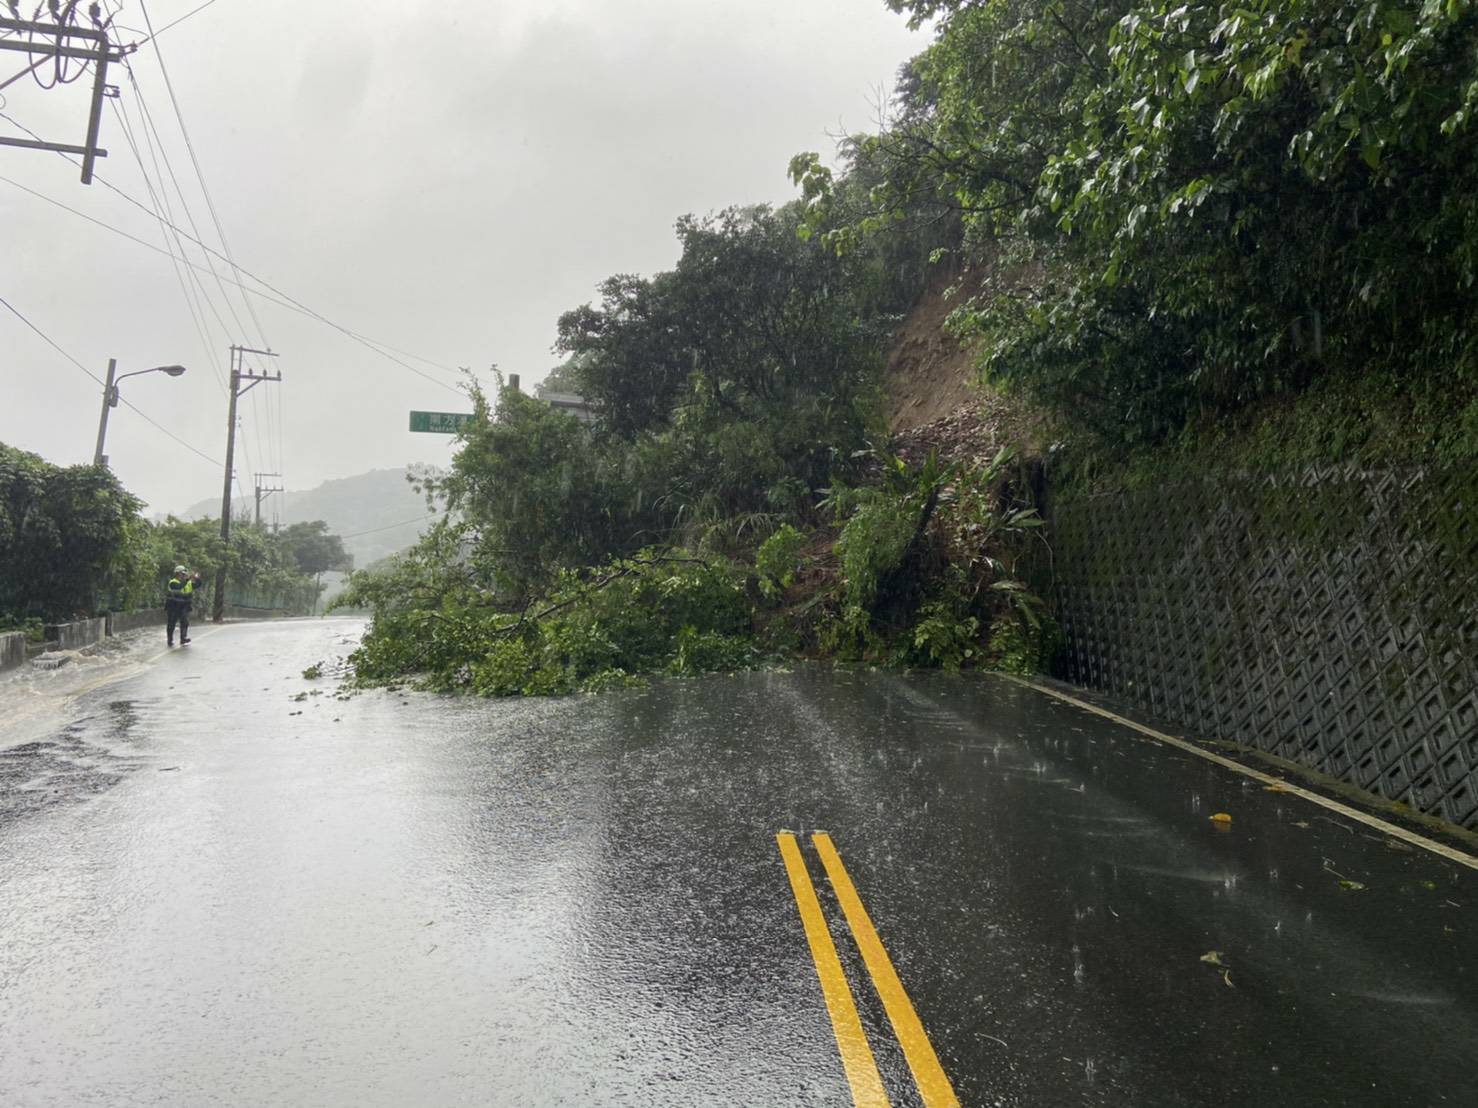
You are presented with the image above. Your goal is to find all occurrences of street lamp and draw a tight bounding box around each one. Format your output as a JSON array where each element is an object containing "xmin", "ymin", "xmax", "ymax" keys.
[{"xmin": 93, "ymin": 358, "xmax": 188, "ymax": 466}]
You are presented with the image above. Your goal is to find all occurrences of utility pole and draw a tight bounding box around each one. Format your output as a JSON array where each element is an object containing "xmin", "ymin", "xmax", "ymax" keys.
[
  {"xmin": 254, "ymin": 473, "xmax": 284, "ymax": 526},
  {"xmin": 0, "ymin": 9, "xmax": 121, "ymax": 184},
  {"xmin": 215, "ymin": 345, "xmax": 280, "ymax": 623}
]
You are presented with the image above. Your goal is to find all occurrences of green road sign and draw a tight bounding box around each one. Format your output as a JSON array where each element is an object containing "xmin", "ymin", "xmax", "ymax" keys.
[{"xmin": 409, "ymin": 410, "xmax": 475, "ymax": 434}]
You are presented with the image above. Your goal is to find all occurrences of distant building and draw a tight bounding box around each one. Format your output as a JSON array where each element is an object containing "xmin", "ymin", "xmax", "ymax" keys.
[{"xmin": 541, "ymin": 392, "xmax": 596, "ymax": 424}]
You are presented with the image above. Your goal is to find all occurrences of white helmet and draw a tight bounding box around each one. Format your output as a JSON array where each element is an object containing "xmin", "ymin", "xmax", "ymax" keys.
[{"xmin": 174, "ymin": 565, "xmax": 188, "ymax": 575}]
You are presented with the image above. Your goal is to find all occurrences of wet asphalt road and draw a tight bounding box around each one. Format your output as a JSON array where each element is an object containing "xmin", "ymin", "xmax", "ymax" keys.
[{"xmin": 1, "ymin": 618, "xmax": 1475, "ymax": 1107}]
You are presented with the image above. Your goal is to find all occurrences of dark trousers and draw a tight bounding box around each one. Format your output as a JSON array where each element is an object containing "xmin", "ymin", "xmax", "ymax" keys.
[{"xmin": 166, "ymin": 603, "xmax": 190, "ymax": 642}]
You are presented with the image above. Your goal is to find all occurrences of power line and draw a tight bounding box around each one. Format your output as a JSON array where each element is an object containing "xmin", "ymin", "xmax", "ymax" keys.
[
  {"xmin": 0, "ymin": 167, "xmax": 246, "ymax": 302},
  {"xmin": 108, "ymin": 90, "xmax": 222, "ymax": 393},
  {"xmin": 144, "ymin": 0, "xmax": 227, "ymax": 43},
  {"xmin": 0, "ymin": 290, "xmax": 223, "ymax": 466},
  {"xmin": 115, "ymin": 56, "xmax": 232, "ymax": 382},
  {"xmin": 0, "ymin": 162, "xmax": 465, "ymax": 397},
  {"xmin": 0, "ymin": 107, "xmax": 464, "ymax": 396},
  {"xmin": 1, "ymin": 292, "xmax": 104, "ymax": 385},
  {"xmin": 338, "ymin": 515, "xmax": 437, "ymax": 539},
  {"xmin": 118, "ymin": 28, "xmax": 262, "ymax": 361},
  {"xmin": 108, "ymin": 40, "xmax": 274, "ymax": 501},
  {"xmin": 0, "ymin": 168, "xmax": 314, "ymax": 334},
  {"xmin": 114, "ymin": 46, "xmax": 235, "ymax": 398},
  {"xmin": 139, "ymin": 1, "xmax": 269, "ymax": 353},
  {"xmin": 105, "ymin": 71, "xmax": 257, "ymax": 515}
]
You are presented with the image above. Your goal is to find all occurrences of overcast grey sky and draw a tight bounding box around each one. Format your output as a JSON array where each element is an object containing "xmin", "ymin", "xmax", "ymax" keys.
[{"xmin": 0, "ymin": 0, "xmax": 928, "ymax": 517}]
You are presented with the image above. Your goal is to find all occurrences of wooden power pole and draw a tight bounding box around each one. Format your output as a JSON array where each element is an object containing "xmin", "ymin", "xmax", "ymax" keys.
[{"xmin": 215, "ymin": 345, "xmax": 279, "ymax": 622}]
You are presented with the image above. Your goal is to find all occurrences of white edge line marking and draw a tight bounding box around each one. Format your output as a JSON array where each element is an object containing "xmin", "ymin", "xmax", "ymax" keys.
[{"xmin": 997, "ymin": 673, "xmax": 1478, "ymax": 872}]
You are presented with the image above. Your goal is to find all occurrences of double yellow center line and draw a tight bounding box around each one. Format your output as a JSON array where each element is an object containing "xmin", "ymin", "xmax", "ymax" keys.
[{"xmin": 776, "ymin": 831, "xmax": 959, "ymax": 1107}]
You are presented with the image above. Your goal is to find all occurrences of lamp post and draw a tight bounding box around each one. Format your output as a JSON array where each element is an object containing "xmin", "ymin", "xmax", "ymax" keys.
[{"xmin": 93, "ymin": 358, "xmax": 187, "ymax": 466}]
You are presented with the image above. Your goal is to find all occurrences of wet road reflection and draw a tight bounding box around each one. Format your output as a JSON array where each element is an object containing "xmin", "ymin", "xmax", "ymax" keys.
[{"xmin": 1, "ymin": 619, "xmax": 1473, "ymax": 1105}]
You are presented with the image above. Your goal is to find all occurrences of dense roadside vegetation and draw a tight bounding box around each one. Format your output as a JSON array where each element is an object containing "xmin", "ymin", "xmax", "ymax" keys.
[
  {"xmin": 334, "ymin": 205, "xmax": 1055, "ymax": 693},
  {"xmin": 794, "ymin": 0, "xmax": 1478, "ymax": 472},
  {"xmin": 0, "ymin": 441, "xmax": 349, "ymax": 635},
  {"xmin": 337, "ymin": 0, "xmax": 1478, "ymax": 696}
]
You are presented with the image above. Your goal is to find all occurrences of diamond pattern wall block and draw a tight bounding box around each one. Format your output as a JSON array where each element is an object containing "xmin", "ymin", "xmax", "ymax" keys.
[{"xmin": 1043, "ymin": 465, "xmax": 1478, "ymax": 830}]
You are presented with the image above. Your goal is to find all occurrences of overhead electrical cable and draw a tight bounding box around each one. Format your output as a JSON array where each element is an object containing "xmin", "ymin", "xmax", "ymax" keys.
[
  {"xmin": 119, "ymin": 13, "xmax": 276, "ymax": 502},
  {"xmin": 115, "ymin": 40, "xmax": 260, "ymax": 365},
  {"xmin": 111, "ymin": 25, "xmax": 231, "ymax": 355},
  {"xmin": 102, "ymin": 55, "xmax": 263, "ymax": 511},
  {"xmin": 114, "ymin": 55, "xmax": 232, "ymax": 388},
  {"xmin": 0, "ymin": 121, "xmax": 465, "ymax": 396},
  {"xmin": 130, "ymin": 0, "xmax": 226, "ymax": 45},
  {"xmin": 108, "ymin": 92, "xmax": 222, "ymax": 393},
  {"xmin": 139, "ymin": 1, "xmax": 270, "ymax": 353},
  {"xmin": 0, "ymin": 167, "xmax": 266, "ymax": 306},
  {"xmin": 117, "ymin": 57, "xmax": 282, "ymax": 493},
  {"xmin": 0, "ymin": 169, "xmax": 359, "ymax": 339},
  {"xmin": 0, "ymin": 291, "xmax": 223, "ymax": 466},
  {"xmin": 337, "ymin": 515, "xmax": 438, "ymax": 539},
  {"xmin": 84, "ymin": 169, "xmax": 463, "ymax": 383},
  {"xmin": 0, "ymin": 292, "xmax": 104, "ymax": 385}
]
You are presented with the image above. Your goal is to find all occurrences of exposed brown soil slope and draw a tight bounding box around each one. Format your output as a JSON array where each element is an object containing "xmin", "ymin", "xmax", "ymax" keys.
[
  {"xmin": 883, "ymin": 267, "xmax": 982, "ymax": 434},
  {"xmin": 884, "ymin": 266, "xmax": 1046, "ymax": 467}
]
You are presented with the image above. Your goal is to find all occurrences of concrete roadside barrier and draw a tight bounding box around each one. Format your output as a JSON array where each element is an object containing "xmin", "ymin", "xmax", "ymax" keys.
[
  {"xmin": 43, "ymin": 617, "xmax": 107, "ymax": 652},
  {"xmin": 0, "ymin": 631, "xmax": 25, "ymax": 674},
  {"xmin": 106, "ymin": 609, "xmax": 166, "ymax": 635}
]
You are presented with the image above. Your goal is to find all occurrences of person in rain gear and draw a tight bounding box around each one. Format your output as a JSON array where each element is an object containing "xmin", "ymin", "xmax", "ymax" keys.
[{"xmin": 165, "ymin": 565, "xmax": 199, "ymax": 646}]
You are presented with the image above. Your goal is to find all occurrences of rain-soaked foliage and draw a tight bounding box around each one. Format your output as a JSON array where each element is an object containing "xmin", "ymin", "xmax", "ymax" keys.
[
  {"xmin": 796, "ymin": 0, "xmax": 1478, "ymax": 455},
  {"xmin": 0, "ymin": 441, "xmax": 345, "ymax": 623},
  {"xmin": 330, "ymin": 195, "xmax": 1056, "ymax": 696},
  {"xmin": 0, "ymin": 442, "xmax": 142, "ymax": 622},
  {"xmin": 334, "ymin": 429, "xmax": 1055, "ymax": 696}
]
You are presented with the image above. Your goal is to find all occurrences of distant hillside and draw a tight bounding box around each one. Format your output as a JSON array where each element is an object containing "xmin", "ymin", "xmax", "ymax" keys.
[{"xmin": 174, "ymin": 467, "xmax": 436, "ymax": 570}]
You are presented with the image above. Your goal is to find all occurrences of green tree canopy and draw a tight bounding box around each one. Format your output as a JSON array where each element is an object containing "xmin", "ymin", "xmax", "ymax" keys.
[
  {"xmin": 0, "ymin": 441, "xmax": 345, "ymax": 623},
  {"xmin": 0, "ymin": 443, "xmax": 142, "ymax": 621},
  {"xmin": 280, "ymin": 520, "xmax": 353, "ymax": 577},
  {"xmin": 557, "ymin": 204, "xmax": 884, "ymax": 437},
  {"xmin": 797, "ymin": 0, "xmax": 1478, "ymax": 446}
]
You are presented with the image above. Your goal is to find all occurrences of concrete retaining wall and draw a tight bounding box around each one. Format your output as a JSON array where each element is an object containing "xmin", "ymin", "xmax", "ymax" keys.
[
  {"xmin": 1042, "ymin": 463, "xmax": 1478, "ymax": 830},
  {"xmin": 0, "ymin": 631, "xmax": 25, "ymax": 673},
  {"xmin": 43, "ymin": 617, "xmax": 108, "ymax": 652},
  {"xmin": 106, "ymin": 609, "xmax": 166, "ymax": 635}
]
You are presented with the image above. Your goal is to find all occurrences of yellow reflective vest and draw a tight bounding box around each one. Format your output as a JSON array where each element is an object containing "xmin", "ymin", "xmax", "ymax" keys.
[{"xmin": 165, "ymin": 576, "xmax": 194, "ymax": 607}]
